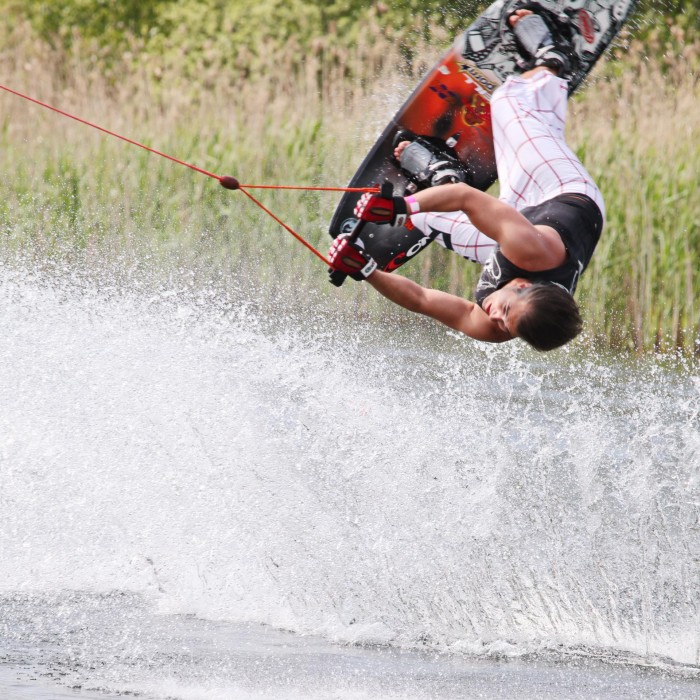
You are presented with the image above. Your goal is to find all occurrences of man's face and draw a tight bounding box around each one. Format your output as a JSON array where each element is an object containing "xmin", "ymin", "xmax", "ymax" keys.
[{"xmin": 482, "ymin": 281, "xmax": 532, "ymax": 337}]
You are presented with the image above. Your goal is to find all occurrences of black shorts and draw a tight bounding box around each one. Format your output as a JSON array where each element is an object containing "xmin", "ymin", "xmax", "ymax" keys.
[{"xmin": 521, "ymin": 193, "xmax": 604, "ymax": 269}]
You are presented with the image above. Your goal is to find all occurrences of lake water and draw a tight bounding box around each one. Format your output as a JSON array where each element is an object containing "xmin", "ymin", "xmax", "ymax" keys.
[{"xmin": 1, "ymin": 262, "xmax": 698, "ymax": 698}]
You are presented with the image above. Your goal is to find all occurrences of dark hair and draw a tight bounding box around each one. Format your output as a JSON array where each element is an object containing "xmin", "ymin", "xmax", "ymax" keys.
[{"xmin": 515, "ymin": 283, "xmax": 583, "ymax": 351}]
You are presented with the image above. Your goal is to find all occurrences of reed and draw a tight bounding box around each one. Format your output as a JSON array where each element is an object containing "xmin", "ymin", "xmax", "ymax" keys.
[
  {"xmin": 569, "ymin": 34, "xmax": 700, "ymax": 354},
  {"xmin": 0, "ymin": 19, "xmax": 697, "ymax": 355}
]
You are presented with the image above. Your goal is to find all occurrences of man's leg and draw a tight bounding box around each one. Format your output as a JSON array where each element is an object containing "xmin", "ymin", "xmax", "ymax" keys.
[
  {"xmin": 489, "ymin": 67, "xmax": 603, "ymax": 214},
  {"xmin": 410, "ymin": 210, "xmax": 497, "ymax": 265}
]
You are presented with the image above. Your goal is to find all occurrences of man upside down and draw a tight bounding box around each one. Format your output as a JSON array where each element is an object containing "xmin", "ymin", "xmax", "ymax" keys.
[{"xmin": 328, "ymin": 8, "xmax": 604, "ymax": 352}]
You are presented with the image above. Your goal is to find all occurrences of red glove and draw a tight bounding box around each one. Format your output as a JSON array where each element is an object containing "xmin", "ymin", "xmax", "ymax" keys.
[
  {"xmin": 353, "ymin": 192, "xmax": 409, "ymax": 227},
  {"xmin": 328, "ymin": 234, "xmax": 377, "ymax": 281}
]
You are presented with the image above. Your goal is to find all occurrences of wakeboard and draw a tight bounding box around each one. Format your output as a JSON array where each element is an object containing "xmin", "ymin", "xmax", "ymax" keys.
[{"xmin": 328, "ymin": 0, "xmax": 637, "ymax": 284}]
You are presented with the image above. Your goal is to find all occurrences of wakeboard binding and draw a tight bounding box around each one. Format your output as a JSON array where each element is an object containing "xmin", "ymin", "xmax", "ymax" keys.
[
  {"xmin": 509, "ymin": 2, "xmax": 579, "ymax": 79},
  {"xmin": 392, "ymin": 131, "xmax": 472, "ymax": 194}
]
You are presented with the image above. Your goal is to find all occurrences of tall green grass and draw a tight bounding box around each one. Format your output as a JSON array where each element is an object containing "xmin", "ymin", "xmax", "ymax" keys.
[
  {"xmin": 569, "ymin": 41, "xmax": 700, "ymax": 354},
  {"xmin": 0, "ymin": 20, "xmax": 698, "ymax": 355}
]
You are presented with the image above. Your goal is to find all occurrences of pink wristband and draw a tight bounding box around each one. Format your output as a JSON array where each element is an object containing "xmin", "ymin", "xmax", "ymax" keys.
[{"xmin": 405, "ymin": 195, "xmax": 421, "ymax": 214}]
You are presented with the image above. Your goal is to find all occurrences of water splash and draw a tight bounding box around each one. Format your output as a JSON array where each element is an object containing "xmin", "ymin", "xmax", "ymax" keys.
[{"xmin": 1, "ymin": 261, "xmax": 698, "ymax": 671}]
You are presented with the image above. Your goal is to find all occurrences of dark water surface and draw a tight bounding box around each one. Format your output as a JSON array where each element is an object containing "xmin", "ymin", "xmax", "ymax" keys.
[{"xmin": 1, "ymin": 593, "xmax": 699, "ymax": 700}]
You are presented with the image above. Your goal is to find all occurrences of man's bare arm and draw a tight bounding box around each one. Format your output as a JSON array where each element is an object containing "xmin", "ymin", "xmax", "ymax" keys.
[
  {"xmin": 411, "ymin": 183, "xmax": 566, "ymax": 270},
  {"xmin": 367, "ymin": 270, "xmax": 510, "ymax": 343}
]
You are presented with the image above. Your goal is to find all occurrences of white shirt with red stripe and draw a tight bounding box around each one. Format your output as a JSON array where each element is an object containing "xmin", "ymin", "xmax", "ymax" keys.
[{"xmin": 410, "ymin": 70, "xmax": 605, "ymax": 264}]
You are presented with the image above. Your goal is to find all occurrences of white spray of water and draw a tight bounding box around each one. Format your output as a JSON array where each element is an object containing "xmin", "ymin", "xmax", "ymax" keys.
[{"xmin": 1, "ymin": 263, "xmax": 698, "ymax": 669}]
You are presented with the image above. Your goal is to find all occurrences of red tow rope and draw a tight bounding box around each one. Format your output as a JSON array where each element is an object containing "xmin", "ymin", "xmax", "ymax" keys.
[{"xmin": 0, "ymin": 82, "xmax": 377, "ymax": 265}]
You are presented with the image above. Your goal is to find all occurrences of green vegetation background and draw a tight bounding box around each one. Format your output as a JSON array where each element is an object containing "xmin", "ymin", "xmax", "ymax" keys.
[
  {"xmin": 1, "ymin": 0, "xmax": 699, "ymax": 355},
  {"xmin": 8, "ymin": 1, "xmax": 699, "ymax": 52},
  {"xmin": 8, "ymin": 1, "xmax": 700, "ymax": 75}
]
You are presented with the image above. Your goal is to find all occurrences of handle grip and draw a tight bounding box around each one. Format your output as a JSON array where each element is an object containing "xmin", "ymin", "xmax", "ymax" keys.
[
  {"xmin": 329, "ymin": 219, "xmax": 366, "ymax": 287},
  {"xmin": 328, "ymin": 270, "xmax": 347, "ymax": 287},
  {"xmin": 329, "ymin": 182, "xmax": 394, "ymax": 288}
]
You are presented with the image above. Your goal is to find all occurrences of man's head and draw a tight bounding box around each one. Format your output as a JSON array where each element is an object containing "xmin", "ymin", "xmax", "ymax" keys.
[
  {"xmin": 483, "ymin": 280, "xmax": 583, "ymax": 351},
  {"xmin": 516, "ymin": 283, "xmax": 583, "ymax": 350}
]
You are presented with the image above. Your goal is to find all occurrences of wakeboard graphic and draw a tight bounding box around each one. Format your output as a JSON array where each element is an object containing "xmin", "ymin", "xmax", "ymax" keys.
[{"xmin": 328, "ymin": 0, "xmax": 637, "ymax": 279}]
